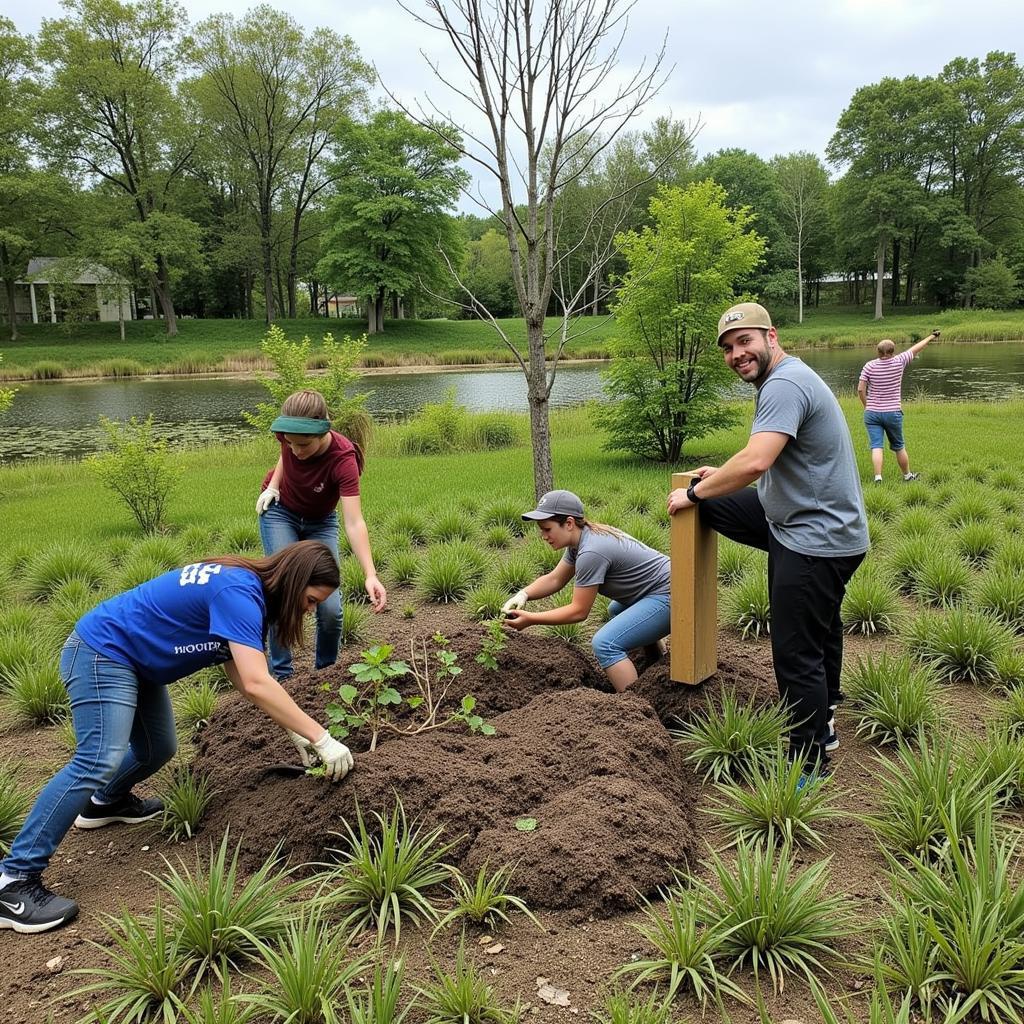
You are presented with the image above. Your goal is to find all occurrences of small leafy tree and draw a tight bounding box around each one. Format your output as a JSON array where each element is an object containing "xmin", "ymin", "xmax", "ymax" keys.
[
  {"xmin": 89, "ymin": 415, "xmax": 180, "ymax": 533},
  {"xmin": 244, "ymin": 324, "xmax": 372, "ymax": 449},
  {"xmin": 597, "ymin": 180, "xmax": 766, "ymax": 462},
  {"xmin": 965, "ymin": 256, "xmax": 1021, "ymax": 309}
]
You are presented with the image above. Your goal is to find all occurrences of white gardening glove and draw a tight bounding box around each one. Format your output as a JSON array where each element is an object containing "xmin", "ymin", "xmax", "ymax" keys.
[
  {"xmin": 289, "ymin": 729, "xmax": 353, "ymax": 782},
  {"xmin": 500, "ymin": 589, "xmax": 529, "ymax": 615},
  {"xmin": 255, "ymin": 486, "xmax": 280, "ymax": 515}
]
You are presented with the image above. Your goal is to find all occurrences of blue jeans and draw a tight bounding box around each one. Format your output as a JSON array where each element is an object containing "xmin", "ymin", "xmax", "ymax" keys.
[
  {"xmin": 864, "ymin": 410, "xmax": 905, "ymax": 451},
  {"xmin": 0, "ymin": 633, "xmax": 177, "ymax": 879},
  {"xmin": 591, "ymin": 592, "xmax": 671, "ymax": 669},
  {"xmin": 258, "ymin": 502, "xmax": 342, "ymax": 680}
]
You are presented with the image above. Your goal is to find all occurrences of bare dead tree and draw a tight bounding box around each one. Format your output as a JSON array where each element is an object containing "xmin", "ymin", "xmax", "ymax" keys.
[{"xmin": 391, "ymin": 0, "xmax": 673, "ymax": 498}]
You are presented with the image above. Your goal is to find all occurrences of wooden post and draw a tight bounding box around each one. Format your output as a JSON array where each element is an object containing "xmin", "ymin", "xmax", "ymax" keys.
[{"xmin": 670, "ymin": 471, "xmax": 718, "ymax": 685}]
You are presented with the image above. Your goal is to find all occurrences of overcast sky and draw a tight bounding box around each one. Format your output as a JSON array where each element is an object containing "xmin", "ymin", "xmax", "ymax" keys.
[{"xmin": 6, "ymin": 0, "xmax": 1023, "ymax": 206}]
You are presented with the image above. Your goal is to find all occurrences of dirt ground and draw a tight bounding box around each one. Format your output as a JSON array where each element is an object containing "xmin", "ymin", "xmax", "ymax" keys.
[{"xmin": 0, "ymin": 606, "xmax": 1002, "ymax": 1024}]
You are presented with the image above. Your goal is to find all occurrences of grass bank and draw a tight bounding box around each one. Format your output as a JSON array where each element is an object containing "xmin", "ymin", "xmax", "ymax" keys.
[{"xmin": 2, "ymin": 306, "xmax": 1023, "ymax": 381}]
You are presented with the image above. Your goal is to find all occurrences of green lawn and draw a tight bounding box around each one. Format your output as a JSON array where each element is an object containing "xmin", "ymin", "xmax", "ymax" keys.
[{"xmin": 2, "ymin": 306, "xmax": 1022, "ymax": 381}]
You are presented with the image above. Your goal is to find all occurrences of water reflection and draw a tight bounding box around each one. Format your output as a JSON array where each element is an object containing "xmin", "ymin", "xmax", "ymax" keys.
[{"xmin": 3, "ymin": 343, "xmax": 1023, "ymax": 463}]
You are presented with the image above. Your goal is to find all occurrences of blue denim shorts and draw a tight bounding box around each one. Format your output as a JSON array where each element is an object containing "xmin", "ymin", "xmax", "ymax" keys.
[{"xmin": 864, "ymin": 410, "xmax": 905, "ymax": 451}]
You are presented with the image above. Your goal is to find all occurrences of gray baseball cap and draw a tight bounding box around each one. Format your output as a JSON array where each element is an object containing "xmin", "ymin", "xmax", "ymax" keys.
[{"xmin": 521, "ymin": 489, "xmax": 585, "ymax": 521}]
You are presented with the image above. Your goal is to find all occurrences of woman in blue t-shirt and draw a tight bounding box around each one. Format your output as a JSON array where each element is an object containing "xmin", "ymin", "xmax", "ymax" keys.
[{"xmin": 0, "ymin": 540, "xmax": 352, "ymax": 937}]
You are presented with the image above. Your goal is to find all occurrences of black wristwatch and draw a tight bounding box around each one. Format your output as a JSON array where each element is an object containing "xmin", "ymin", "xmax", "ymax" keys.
[{"xmin": 686, "ymin": 480, "xmax": 703, "ymax": 504}]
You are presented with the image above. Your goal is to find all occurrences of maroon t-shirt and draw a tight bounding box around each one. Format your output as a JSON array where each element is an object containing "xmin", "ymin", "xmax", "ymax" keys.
[{"xmin": 261, "ymin": 430, "xmax": 361, "ymax": 520}]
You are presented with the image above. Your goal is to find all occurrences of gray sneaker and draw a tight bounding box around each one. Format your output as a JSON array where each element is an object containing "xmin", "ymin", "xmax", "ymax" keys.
[
  {"xmin": 0, "ymin": 877, "xmax": 79, "ymax": 934},
  {"xmin": 74, "ymin": 791, "xmax": 163, "ymax": 829},
  {"xmin": 904, "ymin": 473, "xmax": 920, "ymax": 482}
]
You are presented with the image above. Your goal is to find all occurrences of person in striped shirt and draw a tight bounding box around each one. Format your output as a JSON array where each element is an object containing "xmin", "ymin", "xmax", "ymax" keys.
[{"xmin": 857, "ymin": 330, "xmax": 940, "ymax": 483}]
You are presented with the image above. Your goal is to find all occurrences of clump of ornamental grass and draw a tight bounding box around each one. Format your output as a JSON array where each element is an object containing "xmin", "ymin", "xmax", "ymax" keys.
[
  {"xmin": 878, "ymin": 808, "xmax": 1024, "ymax": 1024},
  {"xmin": 895, "ymin": 506, "xmax": 934, "ymax": 538},
  {"xmin": 0, "ymin": 630, "xmax": 40, "ymax": 691},
  {"xmin": 388, "ymin": 549, "xmax": 421, "ymax": 587},
  {"xmin": 316, "ymin": 802, "xmax": 458, "ymax": 943},
  {"xmin": 885, "ymin": 535, "xmax": 934, "ymax": 594},
  {"xmin": 465, "ymin": 584, "xmax": 507, "ymax": 622},
  {"xmin": 708, "ymin": 745, "xmax": 842, "ymax": 850},
  {"xmin": 482, "ymin": 497, "xmax": 527, "ymax": 537},
  {"xmin": 722, "ymin": 573, "xmax": 771, "ymax": 639},
  {"xmin": 613, "ymin": 882, "xmax": 746, "ymax": 1009},
  {"xmin": 340, "ymin": 602, "xmax": 371, "ymax": 645},
  {"xmin": 242, "ymin": 909, "xmax": 368, "ymax": 1024},
  {"xmin": 994, "ymin": 536, "xmax": 1024, "ymax": 575},
  {"xmin": 113, "ymin": 551, "xmax": 170, "ymax": 591},
  {"xmin": 701, "ymin": 837, "xmax": 851, "ymax": 995},
  {"xmin": 842, "ymin": 652, "xmax": 943, "ymax": 745},
  {"xmin": 173, "ymin": 678, "xmax": 220, "ymax": 733},
  {"xmin": 416, "ymin": 941, "xmax": 519, "ymax": 1024},
  {"xmin": 23, "ymin": 541, "xmax": 108, "ymax": 601},
  {"xmin": 718, "ymin": 538, "xmax": 755, "ymax": 586},
  {"xmin": 491, "ymin": 549, "xmax": 538, "ymax": 595},
  {"xmin": 156, "ymin": 832, "xmax": 304, "ymax": 978},
  {"xmin": 346, "ymin": 960, "xmax": 410, "ymax": 1024},
  {"xmin": 623, "ymin": 515, "xmax": 666, "ymax": 553},
  {"xmin": 0, "ymin": 758, "xmax": 32, "ymax": 854},
  {"xmin": 842, "ymin": 567, "xmax": 901, "ymax": 635},
  {"xmin": 178, "ymin": 977, "xmax": 254, "ymax": 1024},
  {"xmin": 158, "ymin": 766, "xmax": 217, "ymax": 843},
  {"xmin": 592, "ymin": 989, "xmax": 674, "ymax": 1024},
  {"xmin": 341, "ymin": 557, "xmax": 368, "ymax": 602},
  {"xmin": 864, "ymin": 487, "xmax": 902, "ymax": 523},
  {"xmin": 945, "ymin": 490, "xmax": 999, "ymax": 529},
  {"xmin": 901, "ymin": 480, "xmax": 932, "ymax": 507},
  {"xmin": 56, "ymin": 714, "xmax": 77, "ymax": 752},
  {"xmin": 621, "ymin": 487, "xmax": 655, "ymax": 515},
  {"xmin": 1, "ymin": 541, "xmax": 35, "ymax": 576},
  {"xmin": 417, "ymin": 543, "xmax": 486, "ymax": 603},
  {"xmin": 428, "ymin": 506, "xmax": 478, "ymax": 544},
  {"xmin": 68, "ymin": 904, "xmax": 192, "ymax": 1024},
  {"xmin": 525, "ymin": 536, "xmax": 561, "ymax": 573},
  {"xmin": 864, "ymin": 732, "xmax": 1002, "ymax": 860},
  {"xmin": 955, "ymin": 520, "xmax": 1001, "ymax": 565},
  {"xmin": 974, "ymin": 566, "xmax": 1024, "ymax": 632},
  {"xmin": 377, "ymin": 531, "xmax": 414, "ymax": 565},
  {"xmin": 543, "ymin": 621, "xmax": 587, "ymax": 646},
  {"xmin": 434, "ymin": 862, "xmax": 542, "ymax": 933},
  {"xmin": 7, "ymin": 657, "xmax": 69, "ymax": 725},
  {"xmin": 484, "ymin": 524, "xmax": 514, "ymax": 549},
  {"xmin": 964, "ymin": 723, "xmax": 1024, "ymax": 806},
  {"xmin": 904, "ymin": 608, "xmax": 1014, "ymax": 684},
  {"xmin": 176, "ymin": 523, "xmax": 217, "ymax": 554},
  {"xmin": 46, "ymin": 579, "xmax": 101, "ymax": 642},
  {"xmin": 991, "ymin": 469, "xmax": 1022, "ymax": 492},
  {"xmin": 128, "ymin": 534, "xmax": 186, "ymax": 570},
  {"xmin": 1003, "ymin": 685, "xmax": 1024, "ymax": 736},
  {"xmin": 671, "ymin": 690, "xmax": 790, "ymax": 783},
  {"xmin": 912, "ymin": 549, "xmax": 972, "ymax": 608},
  {"xmin": 387, "ymin": 510, "xmax": 429, "ymax": 545},
  {"xmin": 218, "ymin": 519, "xmax": 261, "ymax": 554}
]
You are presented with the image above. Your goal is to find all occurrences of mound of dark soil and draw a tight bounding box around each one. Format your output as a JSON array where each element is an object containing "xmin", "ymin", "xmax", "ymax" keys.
[{"xmin": 195, "ymin": 628, "xmax": 776, "ymax": 916}]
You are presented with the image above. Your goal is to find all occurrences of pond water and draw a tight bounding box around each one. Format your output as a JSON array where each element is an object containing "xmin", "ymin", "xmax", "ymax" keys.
[{"xmin": 3, "ymin": 341, "xmax": 1024, "ymax": 462}]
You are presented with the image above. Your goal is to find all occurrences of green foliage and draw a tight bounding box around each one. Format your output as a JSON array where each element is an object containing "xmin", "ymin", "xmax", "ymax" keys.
[
  {"xmin": 340, "ymin": 602, "xmax": 371, "ymax": 645},
  {"xmin": 417, "ymin": 543, "xmax": 485, "ymax": 602},
  {"xmin": 387, "ymin": 510, "xmax": 429, "ymax": 545},
  {"xmin": 955, "ymin": 520, "xmax": 1000, "ymax": 565},
  {"xmin": 23, "ymin": 540, "xmax": 108, "ymax": 601},
  {"xmin": 0, "ymin": 758, "xmax": 31, "ymax": 854},
  {"xmin": 542, "ymin": 620, "xmax": 588, "ymax": 646},
  {"xmin": 465, "ymin": 584, "xmax": 508, "ymax": 621},
  {"xmin": 671, "ymin": 691, "xmax": 790, "ymax": 782},
  {"xmin": 598, "ymin": 180, "xmax": 763, "ymax": 462},
  {"xmin": 243, "ymin": 324, "xmax": 372, "ymax": 449},
  {"xmin": 912, "ymin": 549, "xmax": 972, "ymax": 608},
  {"xmin": 387, "ymin": 549, "xmax": 421, "ymax": 587},
  {"xmin": 722, "ymin": 573, "xmax": 771, "ymax": 639},
  {"xmin": 397, "ymin": 393, "xmax": 524, "ymax": 455},
  {"xmin": 173, "ymin": 677, "xmax": 220, "ymax": 733},
  {"xmin": 843, "ymin": 652, "xmax": 943, "ymax": 745},
  {"xmin": 340, "ymin": 557, "xmax": 368, "ymax": 602},
  {"xmin": 179, "ymin": 978, "xmax": 254, "ymax": 1024},
  {"xmin": 484, "ymin": 524, "xmax": 514, "ymax": 549},
  {"xmin": 590, "ymin": 990, "xmax": 674, "ymax": 1024},
  {"xmin": 905, "ymin": 608, "xmax": 1015, "ymax": 684},
  {"xmin": 158, "ymin": 766, "xmax": 216, "ymax": 843},
  {"xmin": 483, "ymin": 497, "xmax": 528, "ymax": 537},
  {"xmin": 428, "ymin": 506, "xmax": 478, "ymax": 544},
  {"xmin": 718, "ymin": 538, "xmax": 755, "ymax": 586},
  {"xmin": 88, "ymin": 416, "xmax": 180, "ymax": 533},
  {"xmin": 317, "ymin": 802, "xmax": 457, "ymax": 943},
  {"xmin": 326, "ymin": 643, "xmax": 410, "ymax": 748},
  {"xmin": 885, "ymin": 534, "xmax": 933, "ymax": 593},
  {"xmin": 491, "ymin": 549, "xmax": 537, "ymax": 594},
  {"xmin": 975, "ymin": 566, "xmax": 1024, "ymax": 632},
  {"xmin": 416, "ymin": 941, "xmax": 518, "ymax": 1024},
  {"xmin": 7, "ymin": 657, "xmax": 68, "ymax": 724},
  {"xmin": 475, "ymin": 618, "xmax": 507, "ymax": 671},
  {"xmin": 347, "ymin": 960, "xmax": 410, "ymax": 1024},
  {"xmin": 966, "ymin": 255, "xmax": 1022, "ymax": 309},
  {"xmin": 434, "ymin": 862, "xmax": 542, "ymax": 932},
  {"xmin": 842, "ymin": 567, "xmax": 901, "ymax": 634}
]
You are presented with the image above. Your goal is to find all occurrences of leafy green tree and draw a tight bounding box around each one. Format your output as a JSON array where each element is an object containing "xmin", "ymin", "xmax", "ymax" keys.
[
  {"xmin": 38, "ymin": 0, "xmax": 199, "ymax": 336},
  {"xmin": 598, "ymin": 180, "xmax": 765, "ymax": 463},
  {"xmin": 317, "ymin": 110, "xmax": 467, "ymax": 333},
  {"xmin": 186, "ymin": 6, "xmax": 371, "ymax": 323},
  {"xmin": 965, "ymin": 256, "xmax": 1021, "ymax": 308},
  {"xmin": 462, "ymin": 229, "xmax": 516, "ymax": 318}
]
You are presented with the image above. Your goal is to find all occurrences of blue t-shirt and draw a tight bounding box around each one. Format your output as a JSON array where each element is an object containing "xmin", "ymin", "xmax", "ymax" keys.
[{"xmin": 75, "ymin": 564, "xmax": 266, "ymax": 685}]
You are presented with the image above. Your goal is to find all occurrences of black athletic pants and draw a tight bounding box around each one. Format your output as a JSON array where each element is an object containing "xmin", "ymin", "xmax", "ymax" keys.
[{"xmin": 699, "ymin": 488, "xmax": 864, "ymax": 765}]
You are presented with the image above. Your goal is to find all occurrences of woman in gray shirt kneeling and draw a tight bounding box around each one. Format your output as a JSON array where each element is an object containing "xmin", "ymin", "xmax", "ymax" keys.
[{"xmin": 502, "ymin": 490, "xmax": 671, "ymax": 692}]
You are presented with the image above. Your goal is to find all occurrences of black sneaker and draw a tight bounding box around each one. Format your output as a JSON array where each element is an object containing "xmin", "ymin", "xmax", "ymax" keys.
[
  {"xmin": 824, "ymin": 716, "xmax": 839, "ymax": 753},
  {"xmin": 74, "ymin": 791, "xmax": 163, "ymax": 830},
  {"xmin": 0, "ymin": 877, "xmax": 79, "ymax": 934}
]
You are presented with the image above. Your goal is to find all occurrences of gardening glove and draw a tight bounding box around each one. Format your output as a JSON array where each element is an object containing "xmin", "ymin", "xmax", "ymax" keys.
[
  {"xmin": 255, "ymin": 486, "xmax": 280, "ymax": 515},
  {"xmin": 312, "ymin": 730, "xmax": 354, "ymax": 782},
  {"xmin": 501, "ymin": 590, "xmax": 529, "ymax": 616}
]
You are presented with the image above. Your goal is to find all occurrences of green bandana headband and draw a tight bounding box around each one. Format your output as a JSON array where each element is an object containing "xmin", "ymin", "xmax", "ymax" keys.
[{"xmin": 270, "ymin": 415, "xmax": 331, "ymax": 435}]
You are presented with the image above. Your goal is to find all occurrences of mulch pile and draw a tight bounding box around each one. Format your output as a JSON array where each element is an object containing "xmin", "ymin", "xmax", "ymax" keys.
[{"xmin": 195, "ymin": 628, "xmax": 778, "ymax": 917}]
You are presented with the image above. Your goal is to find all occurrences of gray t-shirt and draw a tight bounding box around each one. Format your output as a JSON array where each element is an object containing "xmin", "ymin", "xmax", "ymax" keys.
[
  {"xmin": 752, "ymin": 356, "xmax": 868, "ymax": 557},
  {"xmin": 562, "ymin": 527, "xmax": 671, "ymax": 604}
]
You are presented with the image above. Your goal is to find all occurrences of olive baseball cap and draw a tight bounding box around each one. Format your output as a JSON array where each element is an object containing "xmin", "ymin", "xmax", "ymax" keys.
[
  {"xmin": 717, "ymin": 302, "xmax": 773, "ymax": 342},
  {"xmin": 521, "ymin": 489, "xmax": 585, "ymax": 521}
]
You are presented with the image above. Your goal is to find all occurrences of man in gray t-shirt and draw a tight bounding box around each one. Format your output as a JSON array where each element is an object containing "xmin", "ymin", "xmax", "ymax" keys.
[{"xmin": 667, "ymin": 302, "xmax": 867, "ymax": 775}]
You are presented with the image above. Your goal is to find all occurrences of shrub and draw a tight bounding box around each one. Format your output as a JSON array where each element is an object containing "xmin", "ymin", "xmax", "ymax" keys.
[
  {"xmin": 905, "ymin": 608, "xmax": 1014, "ymax": 684},
  {"xmin": 912, "ymin": 549, "xmax": 971, "ymax": 608},
  {"xmin": 88, "ymin": 415, "xmax": 180, "ymax": 533},
  {"xmin": 435, "ymin": 862, "xmax": 541, "ymax": 933},
  {"xmin": 708, "ymin": 745, "xmax": 841, "ymax": 849},
  {"xmin": 317, "ymin": 802, "xmax": 457, "ymax": 942},
  {"xmin": 843, "ymin": 652, "xmax": 942, "ymax": 745},
  {"xmin": 23, "ymin": 541, "xmax": 108, "ymax": 601},
  {"xmin": 701, "ymin": 838, "xmax": 850, "ymax": 994},
  {"xmin": 975, "ymin": 566, "xmax": 1024, "ymax": 632},
  {"xmin": 158, "ymin": 766, "xmax": 217, "ymax": 842},
  {"xmin": 0, "ymin": 759, "xmax": 32, "ymax": 854},
  {"xmin": 7, "ymin": 658, "xmax": 68, "ymax": 725},
  {"xmin": 722, "ymin": 573, "xmax": 771, "ymax": 639},
  {"xmin": 842, "ymin": 568, "xmax": 901, "ymax": 635},
  {"xmin": 671, "ymin": 691, "xmax": 790, "ymax": 782}
]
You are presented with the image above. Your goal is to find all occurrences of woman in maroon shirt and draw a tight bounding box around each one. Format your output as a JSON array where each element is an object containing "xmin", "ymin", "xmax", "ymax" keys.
[{"xmin": 256, "ymin": 390, "xmax": 387, "ymax": 680}]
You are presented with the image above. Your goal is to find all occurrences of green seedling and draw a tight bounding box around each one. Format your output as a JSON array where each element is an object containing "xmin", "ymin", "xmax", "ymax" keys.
[
  {"xmin": 326, "ymin": 644, "xmax": 411, "ymax": 751},
  {"xmin": 475, "ymin": 618, "xmax": 507, "ymax": 672}
]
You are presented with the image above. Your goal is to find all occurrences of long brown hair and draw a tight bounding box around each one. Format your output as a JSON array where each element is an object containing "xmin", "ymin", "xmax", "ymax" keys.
[
  {"xmin": 209, "ymin": 540, "xmax": 339, "ymax": 650},
  {"xmin": 280, "ymin": 389, "xmax": 365, "ymax": 474}
]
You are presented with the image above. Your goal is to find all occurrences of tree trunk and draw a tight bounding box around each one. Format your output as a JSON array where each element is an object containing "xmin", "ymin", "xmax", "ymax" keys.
[
  {"xmin": 260, "ymin": 219, "xmax": 275, "ymax": 325},
  {"xmin": 391, "ymin": 292, "xmax": 399, "ymax": 320},
  {"xmin": 3, "ymin": 275, "xmax": 18, "ymax": 342},
  {"xmin": 153, "ymin": 257, "xmax": 178, "ymax": 337},
  {"xmin": 796, "ymin": 248, "xmax": 803, "ymax": 324},
  {"xmin": 853, "ymin": 273, "xmax": 859, "ymax": 306},
  {"xmin": 118, "ymin": 290, "xmax": 125, "ymax": 342},
  {"xmin": 874, "ymin": 235, "xmax": 886, "ymax": 321},
  {"xmin": 526, "ymin": 319, "xmax": 554, "ymax": 498},
  {"xmin": 890, "ymin": 238, "xmax": 901, "ymax": 307},
  {"xmin": 366, "ymin": 295, "xmax": 376, "ymax": 333},
  {"xmin": 409, "ymin": 294, "xmax": 418, "ymax": 319}
]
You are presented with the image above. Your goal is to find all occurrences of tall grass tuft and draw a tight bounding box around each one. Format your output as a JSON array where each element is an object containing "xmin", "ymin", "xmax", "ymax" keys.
[
  {"xmin": 718, "ymin": 538, "xmax": 755, "ymax": 586},
  {"xmin": 7, "ymin": 658, "xmax": 69, "ymax": 724},
  {"xmin": 945, "ymin": 490, "xmax": 999, "ymax": 529},
  {"xmin": 340, "ymin": 557, "xmax": 368, "ymax": 602},
  {"xmin": 885, "ymin": 535, "xmax": 933, "ymax": 594},
  {"xmin": 904, "ymin": 608, "xmax": 1014, "ymax": 684},
  {"xmin": 843, "ymin": 652, "xmax": 943, "ymax": 745},
  {"xmin": 0, "ymin": 758, "xmax": 32, "ymax": 854},
  {"xmin": 416, "ymin": 941, "xmax": 518, "ymax": 1024},
  {"xmin": 387, "ymin": 549, "xmax": 421, "ymax": 587},
  {"xmin": 955, "ymin": 521, "xmax": 1001, "ymax": 565},
  {"xmin": 173, "ymin": 677, "xmax": 220, "ymax": 733},
  {"xmin": 347, "ymin": 960, "xmax": 410, "ymax": 1024},
  {"xmin": 387, "ymin": 510, "xmax": 429, "ymax": 545},
  {"xmin": 842, "ymin": 567, "xmax": 901, "ymax": 634},
  {"xmin": 158, "ymin": 766, "xmax": 217, "ymax": 842},
  {"xmin": 912, "ymin": 549, "xmax": 972, "ymax": 608},
  {"xmin": 428, "ymin": 506, "xmax": 479, "ymax": 544},
  {"xmin": 23, "ymin": 541, "xmax": 108, "ymax": 601},
  {"xmin": 974, "ymin": 566, "xmax": 1024, "ymax": 632},
  {"xmin": 864, "ymin": 487, "xmax": 902, "ymax": 523},
  {"xmin": 482, "ymin": 497, "xmax": 528, "ymax": 537},
  {"xmin": 465, "ymin": 584, "xmax": 508, "ymax": 622},
  {"xmin": 435, "ymin": 862, "xmax": 542, "ymax": 933},
  {"xmin": 722, "ymin": 573, "xmax": 771, "ymax": 639},
  {"xmin": 491, "ymin": 549, "xmax": 538, "ymax": 594},
  {"xmin": 417, "ymin": 543, "xmax": 487, "ymax": 603},
  {"xmin": 340, "ymin": 602, "xmax": 371, "ymax": 644}
]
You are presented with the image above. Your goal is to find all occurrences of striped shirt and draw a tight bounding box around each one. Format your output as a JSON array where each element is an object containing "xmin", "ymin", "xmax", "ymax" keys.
[{"xmin": 859, "ymin": 351, "xmax": 914, "ymax": 412}]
